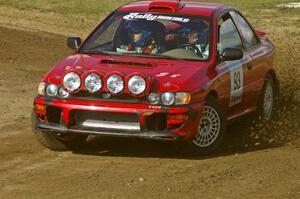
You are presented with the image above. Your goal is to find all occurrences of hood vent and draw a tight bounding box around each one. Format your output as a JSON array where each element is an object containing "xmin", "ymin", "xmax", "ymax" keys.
[
  {"xmin": 101, "ymin": 60, "xmax": 153, "ymax": 67},
  {"xmin": 148, "ymin": 1, "xmax": 185, "ymax": 13}
]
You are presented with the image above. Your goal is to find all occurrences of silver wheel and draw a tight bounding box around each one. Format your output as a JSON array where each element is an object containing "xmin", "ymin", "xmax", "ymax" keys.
[
  {"xmin": 263, "ymin": 82, "xmax": 274, "ymax": 121},
  {"xmin": 193, "ymin": 105, "xmax": 221, "ymax": 147}
]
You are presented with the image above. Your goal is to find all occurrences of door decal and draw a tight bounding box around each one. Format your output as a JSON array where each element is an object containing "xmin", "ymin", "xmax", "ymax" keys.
[{"xmin": 229, "ymin": 62, "xmax": 244, "ymax": 107}]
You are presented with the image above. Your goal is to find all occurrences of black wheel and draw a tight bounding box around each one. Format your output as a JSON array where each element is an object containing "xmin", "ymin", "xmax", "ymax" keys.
[
  {"xmin": 256, "ymin": 74, "xmax": 276, "ymax": 122},
  {"xmin": 179, "ymin": 95, "xmax": 226, "ymax": 155},
  {"xmin": 32, "ymin": 112, "xmax": 87, "ymax": 151}
]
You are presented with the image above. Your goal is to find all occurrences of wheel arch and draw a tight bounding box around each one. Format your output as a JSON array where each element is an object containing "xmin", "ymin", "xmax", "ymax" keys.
[
  {"xmin": 207, "ymin": 90, "xmax": 219, "ymax": 100},
  {"xmin": 266, "ymin": 69, "xmax": 280, "ymax": 97},
  {"xmin": 267, "ymin": 69, "xmax": 276, "ymax": 81}
]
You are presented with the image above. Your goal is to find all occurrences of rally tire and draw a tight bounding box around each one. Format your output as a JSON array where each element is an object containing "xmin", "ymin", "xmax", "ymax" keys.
[
  {"xmin": 256, "ymin": 74, "xmax": 276, "ymax": 122},
  {"xmin": 32, "ymin": 113, "xmax": 87, "ymax": 151},
  {"xmin": 179, "ymin": 96, "xmax": 226, "ymax": 155}
]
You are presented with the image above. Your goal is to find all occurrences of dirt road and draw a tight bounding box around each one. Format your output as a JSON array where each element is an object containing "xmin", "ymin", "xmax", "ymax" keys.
[{"xmin": 0, "ymin": 8, "xmax": 299, "ymax": 199}]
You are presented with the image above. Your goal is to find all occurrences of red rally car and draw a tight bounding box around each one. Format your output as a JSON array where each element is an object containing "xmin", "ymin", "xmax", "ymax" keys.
[{"xmin": 32, "ymin": 0, "xmax": 279, "ymax": 154}]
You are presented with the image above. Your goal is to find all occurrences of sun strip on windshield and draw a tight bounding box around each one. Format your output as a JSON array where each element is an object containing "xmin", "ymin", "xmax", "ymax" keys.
[{"xmin": 123, "ymin": 13, "xmax": 190, "ymax": 23}]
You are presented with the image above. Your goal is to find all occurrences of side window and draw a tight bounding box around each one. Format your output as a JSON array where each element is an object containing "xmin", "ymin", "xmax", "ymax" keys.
[
  {"xmin": 230, "ymin": 11, "xmax": 258, "ymax": 49},
  {"xmin": 218, "ymin": 14, "xmax": 243, "ymax": 54}
]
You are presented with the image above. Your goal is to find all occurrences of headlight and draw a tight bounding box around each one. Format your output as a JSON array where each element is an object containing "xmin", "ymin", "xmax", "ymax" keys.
[
  {"xmin": 128, "ymin": 75, "xmax": 146, "ymax": 95},
  {"xmin": 58, "ymin": 87, "xmax": 69, "ymax": 98},
  {"xmin": 63, "ymin": 72, "xmax": 81, "ymax": 92},
  {"xmin": 46, "ymin": 84, "xmax": 58, "ymax": 97},
  {"xmin": 161, "ymin": 92, "xmax": 175, "ymax": 106},
  {"xmin": 38, "ymin": 82, "xmax": 46, "ymax": 95},
  {"xmin": 85, "ymin": 73, "xmax": 102, "ymax": 93},
  {"xmin": 148, "ymin": 93, "xmax": 160, "ymax": 105},
  {"xmin": 106, "ymin": 74, "xmax": 124, "ymax": 94},
  {"xmin": 175, "ymin": 92, "xmax": 191, "ymax": 105}
]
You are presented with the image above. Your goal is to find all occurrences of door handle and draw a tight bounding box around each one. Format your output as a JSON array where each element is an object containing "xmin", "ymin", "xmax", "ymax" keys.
[{"xmin": 247, "ymin": 62, "xmax": 253, "ymax": 70}]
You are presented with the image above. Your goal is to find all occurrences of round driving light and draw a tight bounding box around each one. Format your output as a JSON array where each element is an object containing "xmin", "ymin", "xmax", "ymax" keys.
[
  {"xmin": 46, "ymin": 84, "xmax": 58, "ymax": 97},
  {"xmin": 63, "ymin": 72, "xmax": 81, "ymax": 92},
  {"xmin": 148, "ymin": 93, "xmax": 160, "ymax": 105},
  {"xmin": 161, "ymin": 92, "xmax": 175, "ymax": 106},
  {"xmin": 106, "ymin": 74, "xmax": 124, "ymax": 94},
  {"xmin": 85, "ymin": 73, "xmax": 102, "ymax": 93},
  {"xmin": 58, "ymin": 87, "xmax": 69, "ymax": 98},
  {"xmin": 128, "ymin": 75, "xmax": 146, "ymax": 95}
]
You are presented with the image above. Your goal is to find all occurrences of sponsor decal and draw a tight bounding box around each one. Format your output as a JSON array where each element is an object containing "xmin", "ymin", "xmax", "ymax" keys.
[
  {"xmin": 156, "ymin": 72, "xmax": 169, "ymax": 77},
  {"xmin": 170, "ymin": 74, "xmax": 181, "ymax": 78},
  {"xmin": 163, "ymin": 82, "xmax": 172, "ymax": 88},
  {"xmin": 149, "ymin": 105, "xmax": 162, "ymax": 109},
  {"xmin": 229, "ymin": 61, "xmax": 243, "ymax": 107},
  {"xmin": 123, "ymin": 13, "xmax": 190, "ymax": 23}
]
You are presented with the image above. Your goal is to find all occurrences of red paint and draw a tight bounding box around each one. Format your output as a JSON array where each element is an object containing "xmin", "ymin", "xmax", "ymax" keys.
[
  {"xmin": 33, "ymin": 0, "xmax": 277, "ymax": 141},
  {"xmin": 148, "ymin": 0, "xmax": 185, "ymax": 13},
  {"xmin": 255, "ymin": 29, "xmax": 267, "ymax": 37}
]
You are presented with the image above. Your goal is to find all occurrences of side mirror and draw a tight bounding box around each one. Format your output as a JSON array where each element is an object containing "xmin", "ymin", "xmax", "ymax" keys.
[
  {"xmin": 67, "ymin": 37, "xmax": 81, "ymax": 50},
  {"xmin": 220, "ymin": 48, "xmax": 243, "ymax": 61}
]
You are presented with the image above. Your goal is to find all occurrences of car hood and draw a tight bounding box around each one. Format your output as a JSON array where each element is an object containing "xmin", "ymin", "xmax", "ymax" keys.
[{"xmin": 44, "ymin": 54, "xmax": 212, "ymax": 93}]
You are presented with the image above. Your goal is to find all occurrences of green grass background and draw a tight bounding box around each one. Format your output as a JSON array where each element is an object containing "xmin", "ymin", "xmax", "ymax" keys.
[{"xmin": 0, "ymin": 0, "xmax": 299, "ymax": 20}]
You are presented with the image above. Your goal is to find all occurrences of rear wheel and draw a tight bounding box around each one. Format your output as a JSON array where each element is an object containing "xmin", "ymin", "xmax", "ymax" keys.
[
  {"xmin": 180, "ymin": 96, "xmax": 226, "ymax": 155},
  {"xmin": 257, "ymin": 75, "xmax": 276, "ymax": 122}
]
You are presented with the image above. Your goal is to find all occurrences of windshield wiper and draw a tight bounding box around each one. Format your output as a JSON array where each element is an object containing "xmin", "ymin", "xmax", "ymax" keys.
[
  {"xmin": 81, "ymin": 49, "xmax": 111, "ymax": 55},
  {"xmin": 119, "ymin": 52, "xmax": 182, "ymax": 60},
  {"xmin": 158, "ymin": 54, "xmax": 182, "ymax": 60},
  {"xmin": 82, "ymin": 50, "xmax": 193, "ymax": 61}
]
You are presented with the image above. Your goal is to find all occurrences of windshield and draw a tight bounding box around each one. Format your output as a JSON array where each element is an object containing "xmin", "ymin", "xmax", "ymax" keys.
[{"xmin": 80, "ymin": 12, "xmax": 211, "ymax": 61}]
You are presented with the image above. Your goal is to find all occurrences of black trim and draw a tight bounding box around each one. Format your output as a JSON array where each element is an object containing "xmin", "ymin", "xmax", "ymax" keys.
[
  {"xmin": 36, "ymin": 122, "xmax": 181, "ymax": 141},
  {"xmin": 101, "ymin": 59, "xmax": 153, "ymax": 67},
  {"xmin": 70, "ymin": 91, "xmax": 146, "ymax": 104}
]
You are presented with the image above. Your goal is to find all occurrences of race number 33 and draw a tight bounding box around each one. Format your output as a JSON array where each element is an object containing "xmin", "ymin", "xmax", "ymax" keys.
[{"xmin": 230, "ymin": 66, "xmax": 243, "ymax": 107}]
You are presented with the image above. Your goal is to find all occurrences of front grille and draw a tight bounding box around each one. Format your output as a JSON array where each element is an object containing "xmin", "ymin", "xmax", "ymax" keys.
[
  {"xmin": 144, "ymin": 113, "xmax": 167, "ymax": 132},
  {"xmin": 70, "ymin": 110, "xmax": 139, "ymax": 127}
]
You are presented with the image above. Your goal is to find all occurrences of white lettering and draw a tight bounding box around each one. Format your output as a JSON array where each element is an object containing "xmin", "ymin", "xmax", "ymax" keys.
[{"xmin": 123, "ymin": 13, "xmax": 190, "ymax": 23}]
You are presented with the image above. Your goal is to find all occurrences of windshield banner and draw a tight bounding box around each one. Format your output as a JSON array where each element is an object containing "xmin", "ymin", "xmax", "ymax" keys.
[{"xmin": 123, "ymin": 13, "xmax": 190, "ymax": 23}]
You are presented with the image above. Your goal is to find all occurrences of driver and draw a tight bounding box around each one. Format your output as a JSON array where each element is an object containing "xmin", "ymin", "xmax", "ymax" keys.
[
  {"xmin": 117, "ymin": 21, "xmax": 159, "ymax": 54},
  {"xmin": 180, "ymin": 22, "xmax": 209, "ymax": 58}
]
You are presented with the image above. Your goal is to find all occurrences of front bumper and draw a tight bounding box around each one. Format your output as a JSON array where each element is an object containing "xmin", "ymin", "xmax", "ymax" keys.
[
  {"xmin": 36, "ymin": 122, "xmax": 181, "ymax": 141},
  {"xmin": 33, "ymin": 96, "xmax": 204, "ymax": 141}
]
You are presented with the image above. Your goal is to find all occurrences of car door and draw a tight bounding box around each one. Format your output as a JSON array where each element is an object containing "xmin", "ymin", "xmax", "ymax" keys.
[
  {"xmin": 229, "ymin": 11, "xmax": 265, "ymax": 110},
  {"xmin": 216, "ymin": 12, "xmax": 253, "ymax": 119}
]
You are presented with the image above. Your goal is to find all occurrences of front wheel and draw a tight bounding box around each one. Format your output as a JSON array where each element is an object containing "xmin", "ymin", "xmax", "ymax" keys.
[
  {"xmin": 32, "ymin": 112, "xmax": 87, "ymax": 151},
  {"xmin": 33, "ymin": 129, "xmax": 88, "ymax": 151},
  {"xmin": 179, "ymin": 96, "xmax": 226, "ymax": 155}
]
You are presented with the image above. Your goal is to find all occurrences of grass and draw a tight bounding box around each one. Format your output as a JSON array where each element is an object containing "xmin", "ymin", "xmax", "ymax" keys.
[
  {"xmin": 0, "ymin": 0, "xmax": 299, "ymax": 33},
  {"xmin": 0, "ymin": 0, "xmax": 299, "ymax": 20},
  {"xmin": 0, "ymin": 0, "xmax": 133, "ymax": 19}
]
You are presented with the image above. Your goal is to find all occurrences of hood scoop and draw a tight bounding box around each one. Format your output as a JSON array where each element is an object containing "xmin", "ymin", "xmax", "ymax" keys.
[{"xmin": 101, "ymin": 60, "xmax": 153, "ymax": 68}]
